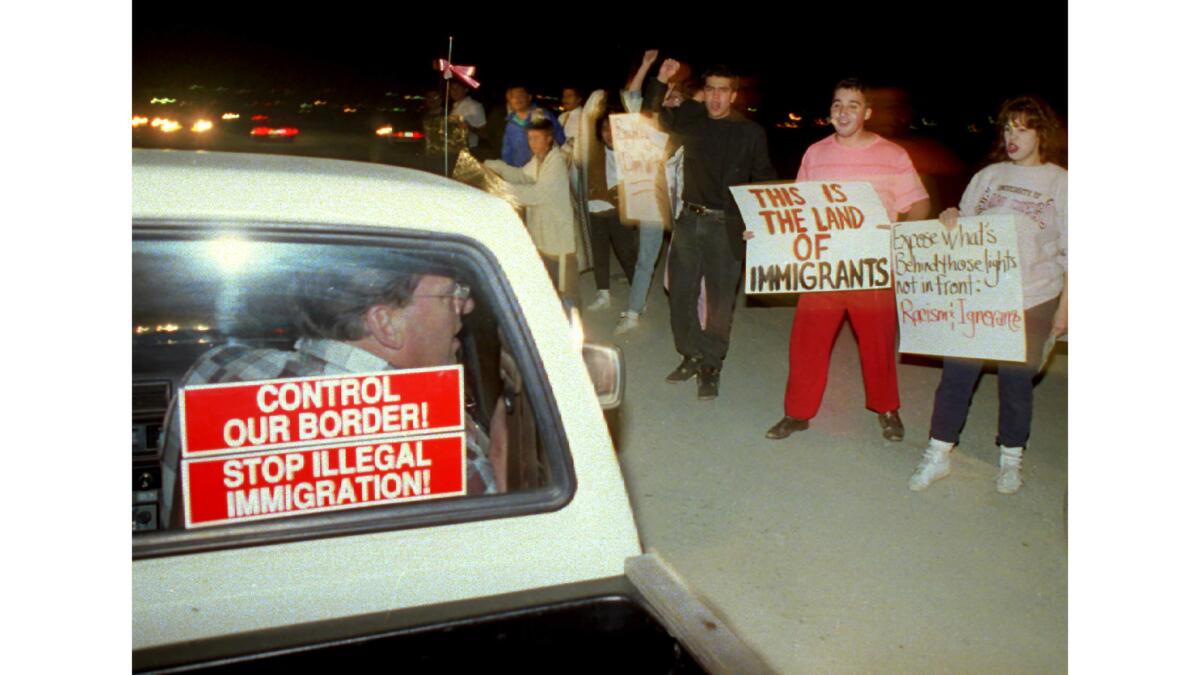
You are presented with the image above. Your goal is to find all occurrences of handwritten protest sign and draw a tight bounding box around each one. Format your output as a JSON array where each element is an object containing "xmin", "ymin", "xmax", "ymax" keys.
[
  {"xmin": 733, "ymin": 182, "xmax": 892, "ymax": 294},
  {"xmin": 181, "ymin": 433, "xmax": 467, "ymax": 528},
  {"xmin": 609, "ymin": 113, "xmax": 670, "ymax": 224},
  {"xmin": 892, "ymin": 215, "xmax": 1025, "ymax": 361}
]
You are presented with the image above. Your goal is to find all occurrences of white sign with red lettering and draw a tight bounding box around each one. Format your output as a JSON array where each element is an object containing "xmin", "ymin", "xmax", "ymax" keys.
[
  {"xmin": 732, "ymin": 181, "xmax": 893, "ymax": 295},
  {"xmin": 179, "ymin": 366, "xmax": 464, "ymax": 457},
  {"xmin": 181, "ymin": 433, "xmax": 468, "ymax": 528},
  {"xmin": 609, "ymin": 113, "xmax": 671, "ymax": 225},
  {"xmin": 892, "ymin": 215, "xmax": 1026, "ymax": 361}
]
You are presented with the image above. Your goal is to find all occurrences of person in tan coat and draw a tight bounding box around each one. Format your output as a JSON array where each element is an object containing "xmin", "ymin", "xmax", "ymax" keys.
[{"xmin": 486, "ymin": 119, "xmax": 577, "ymax": 298}]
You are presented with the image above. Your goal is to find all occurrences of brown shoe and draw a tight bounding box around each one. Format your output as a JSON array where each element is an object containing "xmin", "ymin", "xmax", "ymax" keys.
[
  {"xmin": 765, "ymin": 416, "xmax": 809, "ymax": 439},
  {"xmin": 878, "ymin": 410, "xmax": 905, "ymax": 442}
]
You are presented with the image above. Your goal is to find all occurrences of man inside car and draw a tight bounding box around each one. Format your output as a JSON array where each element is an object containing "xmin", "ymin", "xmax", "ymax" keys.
[{"xmin": 157, "ymin": 259, "xmax": 507, "ymax": 528}]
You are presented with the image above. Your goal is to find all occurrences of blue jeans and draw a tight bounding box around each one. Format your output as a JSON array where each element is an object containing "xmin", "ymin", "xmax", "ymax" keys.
[
  {"xmin": 929, "ymin": 298, "xmax": 1059, "ymax": 448},
  {"xmin": 628, "ymin": 221, "xmax": 665, "ymax": 314}
]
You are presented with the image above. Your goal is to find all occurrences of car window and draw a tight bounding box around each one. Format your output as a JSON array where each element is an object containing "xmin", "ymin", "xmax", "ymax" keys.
[{"xmin": 133, "ymin": 230, "xmax": 571, "ymax": 553}]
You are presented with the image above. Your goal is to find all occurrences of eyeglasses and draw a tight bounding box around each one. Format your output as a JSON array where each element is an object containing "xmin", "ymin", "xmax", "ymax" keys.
[{"xmin": 413, "ymin": 282, "xmax": 471, "ymax": 310}]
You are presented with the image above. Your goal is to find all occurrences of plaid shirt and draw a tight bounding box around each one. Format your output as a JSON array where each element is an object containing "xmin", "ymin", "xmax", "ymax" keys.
[{"xmin": 160, "ymin": 337, "xmax": 497, "ymax": 526}]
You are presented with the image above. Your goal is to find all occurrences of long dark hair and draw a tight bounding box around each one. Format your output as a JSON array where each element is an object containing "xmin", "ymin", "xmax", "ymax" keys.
[{"xmin": 990, "ymin": 94, "xmax": 1066, "ymax": 167}]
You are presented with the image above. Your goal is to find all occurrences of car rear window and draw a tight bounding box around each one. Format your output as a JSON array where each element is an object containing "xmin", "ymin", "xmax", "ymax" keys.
[{"xmin": 133, "ymin": 229, "xmax": 574, "ymax": 556}]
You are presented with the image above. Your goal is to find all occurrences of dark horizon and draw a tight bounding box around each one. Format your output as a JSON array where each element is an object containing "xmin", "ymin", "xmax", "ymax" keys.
[{"xmin": 133, "ymin": 8, "xmax": 1068, "ymax": 120}]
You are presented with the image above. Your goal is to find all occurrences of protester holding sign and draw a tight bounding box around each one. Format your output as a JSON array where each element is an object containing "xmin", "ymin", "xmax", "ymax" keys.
[
  {"xmin": 585, "ymin": 111, "xmax": 639, "ymax": 311},
  {"xmin": 647, "ymin": 59, "xmax": 776, "ymax": 400},
  {"xmin": 909, "ymin": 95, "xmax": 1067, "ymax": 495},
  {"xmin": 765, "ymin": 78, "xmax": 929, "ymax": 442}
]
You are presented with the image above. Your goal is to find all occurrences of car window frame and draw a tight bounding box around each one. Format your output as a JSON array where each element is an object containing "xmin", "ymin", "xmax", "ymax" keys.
[{"xmin": 132, "ymin": 220, "xmax": 578, "ymax": 560}]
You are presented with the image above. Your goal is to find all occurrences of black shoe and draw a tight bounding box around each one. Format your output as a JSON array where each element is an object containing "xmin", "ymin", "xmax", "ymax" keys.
[
  {"xmin": 765, "ymin": 416, "xmax": 809, "ymax": 439},
  {"xmin": 878, "ymin": 410, "xmax": 905, "ymax": 442},
  {"xmin": 697, "ymin": 367, "xmax": 720, "ymax": 400},
  {"xmin": 665, "ymin": 356, "xmax": 703, "ymax": 383}
]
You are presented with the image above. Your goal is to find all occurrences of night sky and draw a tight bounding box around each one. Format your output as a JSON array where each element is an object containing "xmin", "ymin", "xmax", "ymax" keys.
[{"xmin": 133, "ymin": 7, "xmax": 1067, "ymax": 121}]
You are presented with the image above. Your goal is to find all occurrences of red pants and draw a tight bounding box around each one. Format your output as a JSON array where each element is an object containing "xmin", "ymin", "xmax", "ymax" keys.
[{"xmin": 784, "ymin": 289, "xmax": 900, "ymax": 420}]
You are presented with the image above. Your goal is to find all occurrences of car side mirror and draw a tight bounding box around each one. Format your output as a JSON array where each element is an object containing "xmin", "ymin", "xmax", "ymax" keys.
[
  {"xmin": 582, "ymin": 342, "xmax": 623, "ymax": 410},
  {"xmin": 564, "ymin": 301, "xmax": 624, "ymax": 410}
]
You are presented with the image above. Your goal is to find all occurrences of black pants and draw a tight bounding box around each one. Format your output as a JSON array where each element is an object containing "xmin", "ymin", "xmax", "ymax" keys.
[
  {"xmin": 589, "ymin": 209, "xmax": 638, "ymax": 290},
  {"xmin": 668, "ymin": 210, "xmax": 741, "ymax": 370},
  {"xmin": 929, "ymin": 298, "xmax": 1059, "ymax": 448}
]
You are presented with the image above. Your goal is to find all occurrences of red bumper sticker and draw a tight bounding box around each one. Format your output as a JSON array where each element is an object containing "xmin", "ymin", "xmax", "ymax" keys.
[
  {"xmin": 182, "ymin": 433, "xmax": 467, "ymax": 528},
  {"xmin": 180, "ymin": 366, "xmax": 464, "ymax": 458}
]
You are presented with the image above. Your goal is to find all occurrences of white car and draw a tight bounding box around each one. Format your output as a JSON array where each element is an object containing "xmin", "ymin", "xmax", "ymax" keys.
[{"xmin": 132, "ymin": 150, "xmax": 761, "ymax": 672}]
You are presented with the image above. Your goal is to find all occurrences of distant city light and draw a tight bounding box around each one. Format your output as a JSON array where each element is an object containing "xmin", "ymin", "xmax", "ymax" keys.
[
  {"xmin": 376, "ymin": 125, "xmax": 394, "ymax": 136},
  {"xmin": 159, "ymin": 119, "xmax": 182, "ymax": 133},
  {"xmin": 787, "ymin": 112, "xmax": 803, "ymax": 122},
  {"xmin": 314, "ymin": 100, "xmax": 327, "ymax": 106},
  {"xmin": 150, "ymin": 97, "xmax": 177, "ymax": 105},
  {"xmin": 221, "ymin": 112, "xmax": 240, "ymax": 120},
  {"xmin": 132, "ymin": 115, "xmax": 149, "ymax": 128},
  {"xmin": 343, "ymin": 106, "xmax": 358, "ymax": 113},
  {"xmin": 191, "ymin": 119, "xmax": 213, "ymax": 133},
  {"xmin": 156, "ymin": 323, "xmax": 180, "ymax": 333}
]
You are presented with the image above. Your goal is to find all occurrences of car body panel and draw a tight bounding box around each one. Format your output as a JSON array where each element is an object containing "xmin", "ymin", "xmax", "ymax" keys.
[{"xmin": 132, "ymin": 150, "xmax": 643, "ymax": 651}]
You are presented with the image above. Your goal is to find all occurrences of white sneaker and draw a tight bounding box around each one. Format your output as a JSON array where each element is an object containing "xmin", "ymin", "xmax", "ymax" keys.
[
  {"xmin": 909, "ymin": 440, "xmax": 952, "ymax": 491},
  {"xmin": 586, "ymin": 290, "xmax": 611, "ymax": 311},
  {"xmin": 614, "ymin": 311, "xmax": 640, "ymax": 335},
  {"xmin": 996, "ymin": 446, "xmax": 1024, "ymax": 494}
]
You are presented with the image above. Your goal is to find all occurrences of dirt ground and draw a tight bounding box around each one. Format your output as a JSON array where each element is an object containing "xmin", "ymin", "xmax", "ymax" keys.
[{"xmin": 581, "ymin": 270, "xmax": 1067, "ymax": 674}]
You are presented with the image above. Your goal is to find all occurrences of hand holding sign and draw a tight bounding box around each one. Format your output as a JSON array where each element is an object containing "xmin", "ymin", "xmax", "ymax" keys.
[{"xmin": 732, "ymin": 181, "xmax": 893, "ymax": 295}]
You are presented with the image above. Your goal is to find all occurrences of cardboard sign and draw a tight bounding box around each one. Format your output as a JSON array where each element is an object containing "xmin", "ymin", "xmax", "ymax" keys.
[
  {"xmin": 609, "ymin": 113, "xmax": 671, "ymax": 224},
  {"xmin": 180, "ymin": 367, "xmax": 464, "ymax": 458},
  {"xmin": 181, "ymin": 433, "xmax": 467, "ymax": 528},
  {"xmin": 892, "ymin": 215, "xmax": 1026, "ymax": 361},
  {"xmin": 734, "ymin": 182, "xmax": 893, "ymax": 295}
]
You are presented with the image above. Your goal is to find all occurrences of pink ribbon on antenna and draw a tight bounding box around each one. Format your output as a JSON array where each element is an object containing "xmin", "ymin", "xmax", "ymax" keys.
[{"xmin": 436, "ymin": 59, "xmax": 480, "ymax": 89}]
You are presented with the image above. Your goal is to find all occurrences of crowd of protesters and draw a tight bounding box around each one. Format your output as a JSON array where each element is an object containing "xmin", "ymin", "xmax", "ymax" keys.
[{"xmin": 435, "ymin": 50, "xmax": 1066, "ymax": 496}]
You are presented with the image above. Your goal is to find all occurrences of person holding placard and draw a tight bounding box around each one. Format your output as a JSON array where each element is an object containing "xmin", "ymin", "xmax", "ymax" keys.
[
  {"xmin": 585, "ymin": 111, "xmax": 639, "ymax": 311},
  {"xmin": 765, "ymin": 78, "xmax": 930, "ymax": 442},
  {"xmin": 647, "ymin": 59, "xmax": 776, "ymax": 400},
  {"xmin": 909, "ymin": 95, "xmax": 1067, "ymax": 495}
]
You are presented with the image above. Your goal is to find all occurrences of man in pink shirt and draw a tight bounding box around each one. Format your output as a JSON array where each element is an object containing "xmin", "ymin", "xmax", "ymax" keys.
[{"xmin": 766, "ymin": 79, "xmax": 930, "ymax": 442}]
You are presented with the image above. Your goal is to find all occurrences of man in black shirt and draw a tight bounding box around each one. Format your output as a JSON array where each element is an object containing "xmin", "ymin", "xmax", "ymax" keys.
[{"xmin": 647, "ymin": 60, "xmax": 776, "ymax": 399}]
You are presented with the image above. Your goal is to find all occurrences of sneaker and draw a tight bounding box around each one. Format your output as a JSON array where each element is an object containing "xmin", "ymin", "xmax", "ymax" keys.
[
  {"xmin": 909, "ymin": 441, "xmax": 952, "ymax": 491},
  {"xmin": 586, "ymin": 290, "xmax": 611, "ymax": 311},
  {"xmin": 765, "ymin": 416, "xmax": 809, "ymax": 439},
  {"xmin": 665, "ymin": 356, "xmax": 703, "ymax": 383},
  {"xmin": 697, "ymin": 367, "xmax": 720, "ymax": 400},
  {"xmin": 996, "ymin": 446, "xmax": 1024, "ymax": 494},
  {"xmin": 878, "ymin": 410, "xmax": 905, "ymax": 442},
  {"xmin": 614, "ymin": 311, "xmax": 640, "ymax": 335}
]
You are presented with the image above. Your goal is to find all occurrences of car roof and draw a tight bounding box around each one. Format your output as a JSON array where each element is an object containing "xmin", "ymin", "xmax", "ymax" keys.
[{"xmin": 132, "ymin": 149, "xmax": 523, "ymax": 240}]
